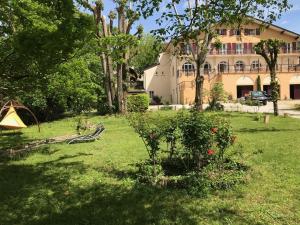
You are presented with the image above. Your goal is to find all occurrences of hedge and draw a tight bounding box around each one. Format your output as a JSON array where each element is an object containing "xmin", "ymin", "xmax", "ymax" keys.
[{"xmin": 127, "ymin": 94, "xmax": 150, "ymax": 112}]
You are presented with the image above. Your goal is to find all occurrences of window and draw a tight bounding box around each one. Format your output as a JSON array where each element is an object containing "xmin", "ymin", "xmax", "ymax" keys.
[
  {"xmin": 182, "ymin": 63, "xmax": 195, "ymax": 72},
  {"xmin": 217, "ymin": 29, "xmax": 227, "ymax": 35},
  {"xmin": 244, "ymin": 29, "xmax": 256, "ymax": 36},
  {"xmin": 297, "ymin": 41, "xmax": 300, "ymax": 51},
  {"xmin": 235, "ymin": 61, "xmax": 245, "ymax": 72},
  {"xmin": 230, "ymin": 29, "xmax": 241, "ymax": 36},
  {"xmin": 149, "ymin": 91, "xmax": 154, "ymax": 98},
  {"xmin": 204, "ymin": 63, "xmax": 211, "ymax": 74},
  {"xmin": 251, "ymin": 60, "xmax": 262, "ymax": 71},
  {"xmin": 286, "ymin": 43, "xmax": 292, "ymax": 53},
  {"xmin": 184, "ymin": 44, "xmax": 192, "ymax": 55},
  {"xmin": 220, "ymin": 44, "xmax": 227, "ymax": 55},
  {"xmin": 218, "ymin": 61, "xmax": 228, "ymax": 73},
  {"xmin": 236, "ymin": 43, "xmax": 243, "ymax": 54}
]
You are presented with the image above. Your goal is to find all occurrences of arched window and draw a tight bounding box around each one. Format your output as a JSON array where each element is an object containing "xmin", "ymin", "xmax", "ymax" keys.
[
  {"xmin": 251, "ymin": 60, "xmax": 262, "ymax": 71},
  {"xmin": 204, "ymin": 62, "xmax": 211, "ymax": 74},
  {"xmin": 235, "ymin": 61, "xmax": 245, "ymax": 72},
  {"xmin": 182, "ymin": 63, "xmax": 195, "ymax": 72},
  {"xmin": 218, "ymin": 61, "xmax": 228, "ymax": 73}
]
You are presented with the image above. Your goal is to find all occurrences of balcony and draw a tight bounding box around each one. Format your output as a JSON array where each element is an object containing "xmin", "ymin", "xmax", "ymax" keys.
[
  {"xmin": 177, "ymin": 64, "xmax": 300, "ymax": 77},
  {"xmin": 180, "ymin": 49, "xmax": 300, "ymax": 56}
]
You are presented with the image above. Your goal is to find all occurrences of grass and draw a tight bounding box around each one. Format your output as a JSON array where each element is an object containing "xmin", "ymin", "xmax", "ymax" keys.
[{"xmin": 0, "ymin": 112, "xmax": 299, "ymax": 225}]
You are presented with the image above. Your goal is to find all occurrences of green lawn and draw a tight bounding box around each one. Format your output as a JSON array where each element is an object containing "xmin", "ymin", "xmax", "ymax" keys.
[{"xmin": 0, "ymin": 112, "xmax": 299, "ymax": 225}]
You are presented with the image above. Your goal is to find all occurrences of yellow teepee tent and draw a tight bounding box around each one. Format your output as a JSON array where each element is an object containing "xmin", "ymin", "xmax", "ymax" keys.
[{"xmin": 0, "ymin": 106, "xmax": 27, "ymax": 129}]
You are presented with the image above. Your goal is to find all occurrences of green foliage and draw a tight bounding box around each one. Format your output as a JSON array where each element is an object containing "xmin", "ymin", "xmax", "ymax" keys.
[
  {"xmin": 178, "ymin": 112, "xmax": 215, "ymax": 168},
  {"xmin": 127, "ymin": 94, "xmax": 150, "ymax": 112},
  {"xmin": 136, "ymin": 161, "xmax": 164, "ymax": 184},
  {"xmin": 206, "ymin": 83, "xmax": 227, "ymax": 111},
  {"xmin": 128, "ymin": 113, "xmax": 162, "ymax": 164},
  {"xmin": 241, "ymin": 99, "xmax": 261, "ymax": 106},
  {"xmin": 0, "ymin": 0, "xmax": 99, "ymax": 120},
  {"xmin": 130, "ymin": 34, "xmax": 162, "ymax": 74},
  {"xmin": 215, "ymin": 122, "xmax": 234, "ymax": 160},
  {"xmin": 129, "ymin": 111, "xmax": 238, "ymax": 194}
]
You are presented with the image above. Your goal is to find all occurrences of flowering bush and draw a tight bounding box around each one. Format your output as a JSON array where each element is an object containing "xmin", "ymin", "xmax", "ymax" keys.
[{"xmin": 128, "ymin": 111, "xmax": 242, "ymax": 193}]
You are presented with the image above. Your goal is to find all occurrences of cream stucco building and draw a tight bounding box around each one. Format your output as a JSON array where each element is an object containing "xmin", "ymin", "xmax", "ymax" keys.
[{"xmin": 143, "ymin": 19, "xmax": 300, "ymax": 104}]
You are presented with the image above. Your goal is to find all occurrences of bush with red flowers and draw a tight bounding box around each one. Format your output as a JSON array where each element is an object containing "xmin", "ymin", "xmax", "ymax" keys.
[{"xmin": 128, "ymin": 111, "xmax": 245, "ymax": 196}]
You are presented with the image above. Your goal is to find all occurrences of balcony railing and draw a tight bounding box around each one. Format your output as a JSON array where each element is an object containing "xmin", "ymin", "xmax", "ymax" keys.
[
  {"xmin": 181, "ymin": 49, "xmax": 300, "ymax": 56},
  {"xmin": 178, "ymin": 64, "xmax": 300, "ymax": 77}
]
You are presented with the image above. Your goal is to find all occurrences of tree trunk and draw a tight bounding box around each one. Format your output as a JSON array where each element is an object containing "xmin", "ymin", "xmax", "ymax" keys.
[
  {"xmin": 117, "ymin": 64, "xmax": 124, "ymax": 113},
  {"xmin": 270, "ymin": 69, "xmax": 279, "ymax": 116},
  {"xmin": 101, "ymin": 54, "xmax": 113, "ymax": 112},
  {"xmin": 194, "ymin": 60, "xmax": 204, "ymax": 111}
]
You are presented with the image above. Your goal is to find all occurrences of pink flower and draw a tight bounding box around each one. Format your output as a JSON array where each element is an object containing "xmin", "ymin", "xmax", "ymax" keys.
[{"xmin": 207, "ymin": 149, "xmax": 215, "ymax": 155}]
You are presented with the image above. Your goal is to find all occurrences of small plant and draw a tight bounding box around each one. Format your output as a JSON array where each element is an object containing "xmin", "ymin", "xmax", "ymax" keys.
[{"xmin": 206, "ymin": 83, "xmax": 227, "ymax": 111}]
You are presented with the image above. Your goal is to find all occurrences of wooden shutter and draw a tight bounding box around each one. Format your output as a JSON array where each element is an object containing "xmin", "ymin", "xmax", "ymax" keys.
[
  {"xmin": 243, "ymin": 43, "xmax": 248, "ymax": 54},
  {"xmin": 256, "ymin": 28, "xmax": 261, "ymax": 35},
  {"xmin": 248, "ymin": 43, "xmax": 253, "ymax": 54},
  {"xmin": 227, "ymin": 43, "xmax": 232, "ymax": 54},
  {"xmin": 232, "ymin": 43, "xmax": 236, "ymax": 54},
  {"xmin": 230, "ymin": 29, "xmax": 234, "ymax": 36},
  {"xmin": 244, "ymin": 29, "xmax": 249, "ymax": 36}
]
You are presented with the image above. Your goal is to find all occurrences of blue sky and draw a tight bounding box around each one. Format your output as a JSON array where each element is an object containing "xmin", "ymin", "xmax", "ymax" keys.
[{"xmin": 100, "ymin": 0, "xmax": 300, "ymax": 35}]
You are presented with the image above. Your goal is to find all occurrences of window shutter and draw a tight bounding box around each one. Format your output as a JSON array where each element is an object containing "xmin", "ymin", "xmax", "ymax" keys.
[
  {"xmin": 232, "ymin": 43, "xmax": 236, "ymax": 54},
  {"xmin": 292, "ymin": 42, "xmax": 297, "ymax": 52},
  {"xmin": 256, "ymin": 28, "xmax": 261, "ymax": 35},
  {"xmin": 243, "ymin": 43, "xmax": 247, "ymax": 54},
  {"xmin": 227, "ymin": 43, "xmax": 232, "ymax": 54},
  {"xmin": 248, "ymin": 43, "xmax": 252, "ymax": 54},
  {"xmin": 230, "ymin": 29, "xmax": 234, "ymax": 36}
]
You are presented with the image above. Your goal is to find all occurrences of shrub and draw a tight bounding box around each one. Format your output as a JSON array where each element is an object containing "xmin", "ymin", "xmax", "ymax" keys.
[
  {"xmin": 206, "ymin": 83, "xmax": 227, "ymax": 111},
  {"xmin": 136, "ymin": 161, "xmax": 164, "ymax": 185},
  {"xmin": 241, "ymin": 99, "xmax": 261, "ymax": 106},
  {"xmin": 178, "ymin": 112, "xmax": 215, "ymax": 170},
  {"xmin": 127, "ymin": 94, "xmax": 150, "ymax": 112},
  {"xmin": 128, "ymin": 111, "xmax": 243, "ymax": 195}
]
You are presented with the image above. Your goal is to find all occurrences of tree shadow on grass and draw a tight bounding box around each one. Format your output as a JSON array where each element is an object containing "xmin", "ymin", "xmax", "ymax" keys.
[
  {"xmin": 0, "ymin": 159, "xmax": 260, "ymax": 225},
  {"xmin": 0, "ymin": 131, "xmax": 38, "ymax": 150},
  {"xmin": 237, "ymin": 127, "xmax": 300, "ymax": 133}
]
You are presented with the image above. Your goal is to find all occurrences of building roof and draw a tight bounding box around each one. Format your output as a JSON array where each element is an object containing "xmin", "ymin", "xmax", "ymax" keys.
[{"xmin": 252, "ymin": 17, "xmax": 300, "ymax": 40}]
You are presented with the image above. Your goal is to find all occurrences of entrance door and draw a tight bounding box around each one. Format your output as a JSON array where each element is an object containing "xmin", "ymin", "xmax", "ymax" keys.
[
  {"xmin": 290, "ymin": 85, "xmax": 300, "ymax": 99},
  {"xmin": 263, "ymin": 85, "xmax": 271, "ymax": 95},
  {"xmin": 237, "ymin": 85, "xmax": 253, "ymax": 98}
]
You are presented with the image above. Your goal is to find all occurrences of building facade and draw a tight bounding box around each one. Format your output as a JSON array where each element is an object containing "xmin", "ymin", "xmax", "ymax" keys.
[{"xmin": 143, "ymin": 19, "xmax": 300, "ymax": 104}]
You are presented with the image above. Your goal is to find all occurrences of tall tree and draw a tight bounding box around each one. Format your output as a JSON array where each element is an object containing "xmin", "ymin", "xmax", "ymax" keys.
[
  {"xmin": 130, "ymin": 34, "xmax": 162, "ymax": 75},
  {"xmin": 134, "ymin": 0, "xmax": 291, "ymax": 110},
  {"xmin": 78, "ymin": 0, "xmax": 142, "ymax": 114},
  {"xmin": 254, "ymin": 39, "xmax": 284, "ymax": 116},
  {"xmin": 0, "ymin": 0, "xmax": 92, "ymax": 99}
]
